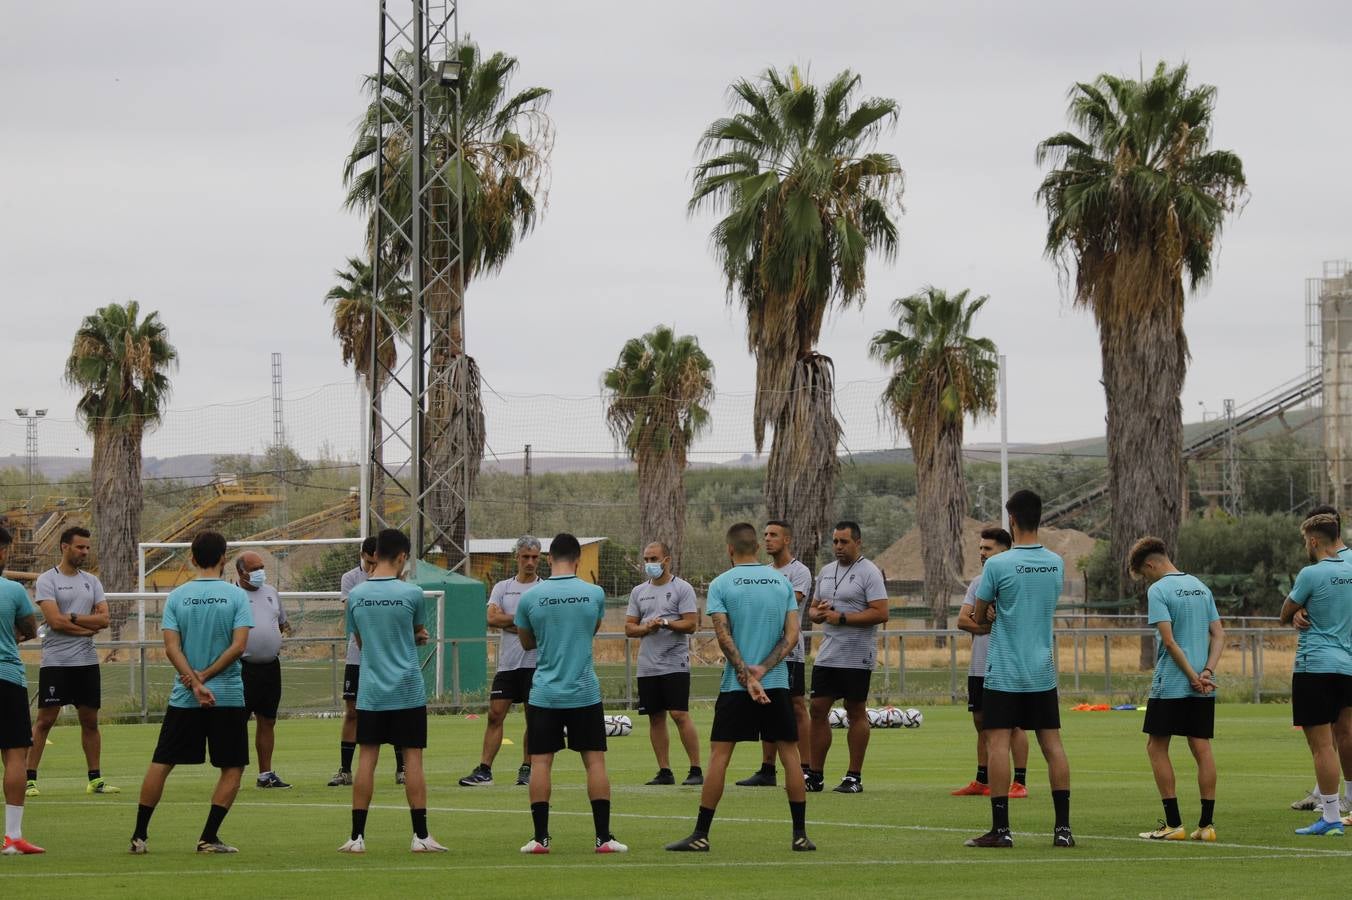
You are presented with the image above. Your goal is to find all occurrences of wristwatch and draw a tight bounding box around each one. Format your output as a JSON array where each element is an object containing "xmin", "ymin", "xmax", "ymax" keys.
[
  {"xmin": 837, "ymin": 612, "xmax": 847, "ymax": 626},
  {"xmin": 659, "ymin": 618, "xmax": 670, "ymax": 629},
  {"xmin": 70, "ymin": 613, "xmax": 79, "ymax": 625}
]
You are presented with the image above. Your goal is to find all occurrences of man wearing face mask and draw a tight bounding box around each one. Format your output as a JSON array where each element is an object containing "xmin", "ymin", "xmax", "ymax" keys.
[
  {"xmin": 625, "ymin": 542, "xmax": 702, "ymax": 786},
  {"xmin": 236, "ymin": 551, "xmax": 291, "ymax": 789}
]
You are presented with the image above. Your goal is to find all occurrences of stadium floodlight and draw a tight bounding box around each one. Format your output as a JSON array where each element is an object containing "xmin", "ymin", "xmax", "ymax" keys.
[
  {"xmin": 15, "ymin": 408, "xmax": 28, "ymax": 416},
  {"xmin": 437, "ymin": 58, "xmax": 461, "ymax": 87},
  {"xmin": 35, "ymin": 409, "xmax": 47, "ymax": 417}
]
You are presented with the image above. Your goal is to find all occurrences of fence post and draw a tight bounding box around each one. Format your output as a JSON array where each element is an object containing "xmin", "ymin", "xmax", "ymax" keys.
[
  {"xmin": 1251, "ymin": 632, "xmax": 1261, "ymax": 704},
  {"xmin": 1073, "ymin": 632, "xmax": 1080, "ymax": 691},
  {"xmin": 882, "ymin": 632, "xmax": 892, "ymax": 697},
  {"xmin": 1103, "ymin": 634, "xmax": 1111, "ymax": 698},
  {"xmin": 452, "ymin": 640, "xmax": 461, "ymax": 709},
  {"xmin": 435, "ymin": 591, "xmax": 445, "ymax": 698},
  {"xmin": 899, "ymin": 636, "xmax": 906, "ymax": 698},
  {"xmin": 330, "ymin": 641, "xmax": 339, "ymax": 710},
  {"xmin": 139, "ymin": 643, "xmax": 148, "ymax": 723},
  {"xmin": 949, "ymin": 633, "xmax": 958, "ymax": 703}
]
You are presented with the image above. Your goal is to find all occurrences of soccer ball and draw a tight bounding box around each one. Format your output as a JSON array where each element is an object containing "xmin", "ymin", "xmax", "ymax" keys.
[
  {"xmin": 604, "ymin": 717, "xmax": 622, "ymax": 737},
  {"xmin": 901, "ymin": 708, "xmax": 923, "ymax": 728},
  {"xmin": 613, "ymin": 714, "xmax": 633, "ymax": 736},
  {"xmin": 866, "ymin": 708, "xmax": 885, "ymax": 728},
  {"xmin": 828, "ymin": 707, "xmax": 847, "ymax": 728},
  {"xmin": 882, "ymin": 706, "xmax": 904, "ymax": 728}
]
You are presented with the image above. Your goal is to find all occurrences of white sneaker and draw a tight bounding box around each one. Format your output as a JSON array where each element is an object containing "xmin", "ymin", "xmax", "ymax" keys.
[
  {"xmin": 338, "ymin": 836, "xmax": 366, "ymax": 854},
  {"xmin": 1291, "ymin": 789, "xmax": 1321, "ymax": 811},
  {"xmin": 411, "ymin": 834, "xmax": 448, "ymax": 853},
  {"xmin": 520, "ymin": 838, "xmax": 550, "ymax": 854},
  {"xmin": 128, "ymin": 838, "xmax": 148, "ymax": 855},
  {"xmin": 595, "ymin": 836, "xmax": 628, "ymax": 854}
]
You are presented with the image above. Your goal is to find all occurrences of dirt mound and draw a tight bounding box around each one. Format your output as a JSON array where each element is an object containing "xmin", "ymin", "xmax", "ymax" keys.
[{"xmin": 874, "ymin": 517, "xmax": 1097, "ymax": 582}]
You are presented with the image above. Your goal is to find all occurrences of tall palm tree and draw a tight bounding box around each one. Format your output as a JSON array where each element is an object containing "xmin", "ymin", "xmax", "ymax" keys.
[
  {"xmin": 343, "ymin": 39, "xmax": 552, "ymax": 558},
  {"xmin": 65, "ymin": 301, "xmax": 177, "ymax": 605},
  {"xmin": 691, "ymin": 66, "xmax": 903, "ymax": 566},
  {"xmin": 870, "ymin": 287, "xmax": 998, "ymax": 633},
  {"xmin": 326, "ymin": 256, "xmax": 412, "ymax": 519},
  {"xmin": 1037, "ymin": 62, "xmax": 1246, "ymax": 665},
  {"xmin": 603, "ymin": 326, "xmax": 715, "ymax": 574}
]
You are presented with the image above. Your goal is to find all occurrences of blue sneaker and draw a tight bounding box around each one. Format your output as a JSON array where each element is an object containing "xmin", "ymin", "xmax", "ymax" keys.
[{"xmin": 1295, "ymin": 818, "xmax": 1345, "ymax": 836}]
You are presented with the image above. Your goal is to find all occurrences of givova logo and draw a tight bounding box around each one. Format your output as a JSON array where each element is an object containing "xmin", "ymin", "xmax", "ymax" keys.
[
  {"xmin": 1331, "ymin": 577, "xmax": 1352, "ymax": 586},
  {"xmin": 541, "ymin": 596, "xmax": 591, "ymax": 605},
  {"xmin": 357, "ymin": 598, "xmax": 406, "ymax": 607},
  {"xmin": 1175, "ymin": 589, "xmax": 1207, "ymax": 597},
  {"xmin": 734, "ymin": 578, "xmax": 779, "ymax": 586},
  {"xmin": 1015, "ymin": 565, "xmax": 1060, "ymax": 575},
  {"xmin": 182, "ymin": 597, "xmax": 230, "ymax": 606}
]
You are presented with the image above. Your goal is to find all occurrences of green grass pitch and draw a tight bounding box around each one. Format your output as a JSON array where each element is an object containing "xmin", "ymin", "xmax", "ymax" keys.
[{"xmin": 5, "ymin": 704, "xmax": 1348, "ymax": 898}]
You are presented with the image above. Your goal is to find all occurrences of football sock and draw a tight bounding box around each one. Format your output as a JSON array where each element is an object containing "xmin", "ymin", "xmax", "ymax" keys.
[
  {"xmin": 351, "ymin": 809, "xmax": 368, "ymax": 840},
  {"xmin": 1052, "ymin": 789, "xmax": 1071, "ymax": 829},
  {"xmin": 88, "ymin": 769, "xmax": 101, "ymax": 782},
  {"xmin": 340, "ymin": 742, "xmax": 356, "ymax": 772},
  {"xmin": 975, "ymin": 765, "xmax": 989, "ymax": 785},
  {"xmin": 688, "ymin": 766, "xmax": 703, "ymax": 776},
  {"xmin": 200, "ymin": 804, "xmax": 229, "ymax": 843},
  {"xmin": 1321, "ymin": 792, "xmax": 1340, "ymax": 824},
  {"xmin": 809, "ymin": 769, "xmax": 823, "ymax": 781},
  {"xmin": 1199, "ymin": 799, "xmax": 1215, "ymax": 828},
  {"xmin": 411, "ymin": 808, "xmax": 428, "ymax": 840},
  {"xmin": 5, "ymin": 804, "xmax": 23, "ymax": 839},
  {"xmin": 394, "ymin": 747, "xmax": 406, "ymax": 772},
  {"xmin": 1014, "ymin": 767, "xmax": 1027, "ymax": 785},
  {"xmin": 800, "ymin": 763, "xmax": 811, "ymax": 774},
  {"xmin": 789, "ymin": 800, "xmax": 806, "ymax": 833},
  {"xmin": 25, "ymin": 770, "xmax": 36, "ymax": 783},
  {"xmin": 759, "ymin": 763, "xmax": 776, "ymax": 776},
  {"xmin": 531, "ymin": 802, "xmax": 550, "ymax": 843},
  {"xmin": 590, "ymin": 799, "xmax": 611, "ymax": 841},
  {"xmin": 1161, "ymin": 797, "xmax": 1181, "ymax": 828},
  {"xmin": 695, "ymin": 805, "xmax": 716, "ymax": 837},
  {"xmin": 133, "ymin": 804, "xmax": 155, "ymax": 841},
  {"xmin": 656, "ymin": 768, "xmax": 673, "ymax": 777},
  {"xmin": 845, "ymin": 770, "xmax": 861, "ymax": 780},
  {"xmin": 990, "ymin": 796, "xmax": 1010, "ymax": 831}
]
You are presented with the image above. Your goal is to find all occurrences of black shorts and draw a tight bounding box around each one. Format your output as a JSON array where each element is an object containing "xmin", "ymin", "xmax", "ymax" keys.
[
  {"xmin": 38, "ymin": 664, "xmax": 101, "ymax": 709},
  {"xmin": 637, "ymin": 672, "xmax": 690, "ymax": 715},
  {"xmin": 981, "ymin": 688, "xmax": 1061, "ymax": 731},
  {"xmin": 526, "ymin": 702, "xmax": 607, "ymax": 755},
  {"xmin": 710, "ymin": 689, "xmax": 797, "ymax": 743},
  {"xmin": 810, "ymin": 664, "xmax": 871, "ymax": 703},
  {"xmin": 152, "ymin": 705, "xmax": 249, "ymax": 768},
  {"xmin": 1143, "ymin": 696, "xmax": 1215, "ymax": 738},
  {"xmin": 342, "ymin": 664, "xmax": 361, "ymax": 701},
  {"xmin": 787, "ymin": 661, "xmax": 806, "ymax": 698},
  {"xmin": 242, "ymin": 659, "xmax": 282, "ymax": 720},
  {"xmin": 967, "ymin": 676, "xmax": 985, "ymax": 713},
  {"xmin": 356, "ymin": 706, "xmax": 428, "ymax": 748},
  {"xmin": 490, "ymin": 667, "xmax": 535, "ymax": 705},
  {"xmin": 1292, "ymin": 672, "xmax": 1352, "ymax": 727},
  {"xmin": 0, "ymin": 680, "xmax": 33, "ymax": 749}
]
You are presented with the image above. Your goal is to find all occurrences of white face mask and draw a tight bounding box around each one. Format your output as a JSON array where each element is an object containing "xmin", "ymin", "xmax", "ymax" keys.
[
  {"xmin": 644, "ymin": 562, "xmax": 664, "ymax": 580},
  {"xmin": 248, "ymin": 569, "xmax": 267, "ymax": 587}
]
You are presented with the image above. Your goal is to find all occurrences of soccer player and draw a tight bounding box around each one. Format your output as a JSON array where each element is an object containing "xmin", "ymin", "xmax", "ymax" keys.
[
  {"xmin": 515, "ymin": 533, "xmax": 626, "ymax": 855},
  {"xmin": 805, "ymin": 521, "xmax": 888, "ymax": 794},
  {"xmin": 1288, "ymin": 505, "xmax": 1351, "ymax": 815},
  {"xmin": 235, "ymin": 551, "xmax": 292, "ymax": 789},
  {"xmin": 737, "ymin": 520, "xmax": 813, "ymax": 787},
  {"xmin": 0, "ymin": 525, "xmax": 43, "ymax": 855},
  {"xmin": 625, "ymin": 541, "xmax": 702, "ymax": 786},
  {"xmin": 1280, "ymin": 512, "xmax": 1352, "ymax": 837},
  {"xmin": 130, "ymin": 531, "xmax": 253, "ymax": 855},
  {"xmin": 331, "ymin": 537, "xmax": 405, "ymax": 787},
  {"xmin": 953, "ymin": 526, "xmax": 1030, "ymax": 799},
  {"xmin": 338, "ymin": 528, "xmax": 444, "ymax": 854},
  {"xmin": 460, "ymin": 536, "xmax": 541, "ymax": 788},
  {"xmin": 965, "ymin": 490, "xmax": 1074, "ymax": 849},
  {"xmin": 26, "ymin": 526, "xmax": 120, "ymax": 797},
  {"xmin": 666, "ymin": 522, "xmax": 814, "ymax": 853},
  {"xmin": 1129, "ymin": 536, "xmax": 1223, "ymax": 842}
]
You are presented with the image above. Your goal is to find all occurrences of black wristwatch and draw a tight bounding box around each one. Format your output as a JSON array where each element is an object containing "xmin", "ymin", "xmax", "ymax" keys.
[
  {"xmin": 837, "ymin": 612, "xmax": 847, "ymax": 626},
  {"xmin": 70, "ymin": 613, "xmax": 79, "ymax": 625}
]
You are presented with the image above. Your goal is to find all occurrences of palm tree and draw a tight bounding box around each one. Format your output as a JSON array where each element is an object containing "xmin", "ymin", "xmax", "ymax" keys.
[
  {"xmin": 870, "ymin": 287, "xmax": 998, "ymax": 634},
  {"xmin": 325, "ymin": 256, "xmax": 412, "ymax": 519},
  {"xmin": 690, "ymin": 66, "xmax": 903, "ymax": 566},
  {"xmin": 1037, "ymin": 62, "xmax": 1246, "ymax": 665},
  {"xmin": 343, "ymin": 39, "xmax": 552, "ymax": 558},
  {"xmin": 603, "ymin": 326, "xmax": 715, "ymax": 573},
  {"xmin": 65, "ymin": 301, "xmax": 177, "ymax": 606}
]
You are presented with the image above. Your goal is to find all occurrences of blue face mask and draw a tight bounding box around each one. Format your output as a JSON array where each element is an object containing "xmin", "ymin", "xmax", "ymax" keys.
[
  {"xmin": 644, "ymin": 562, "xmax": 664, "ymax": 580},
  {"xmin": 248, "ymin": 569, "xmax": 267, "ymax": 587}
]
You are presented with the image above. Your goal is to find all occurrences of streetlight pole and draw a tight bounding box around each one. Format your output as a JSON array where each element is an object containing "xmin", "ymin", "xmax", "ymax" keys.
[{"xmin": 14, "ymin": 408, "xmax": 47, "ymax": 508}]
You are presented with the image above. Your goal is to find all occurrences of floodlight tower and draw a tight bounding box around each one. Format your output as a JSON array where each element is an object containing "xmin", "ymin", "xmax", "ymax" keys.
[
  {"xmin": 15, "ymin": 408, "xmax": 47, "ymax": 507},
  {"xmin": 365, "ymin": 0, "xmax": 470, "ymax": 569}
]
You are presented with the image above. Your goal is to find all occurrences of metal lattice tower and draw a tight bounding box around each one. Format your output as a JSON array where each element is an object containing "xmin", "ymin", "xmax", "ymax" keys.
[
  {"xmin": 270, "ymin": 352, "xmax": 286, "ymax": 450},
  {"xmin": 366, "ymin": 0, "xmax": 469, "ymax": 567},
  {"xmin": 1222, "ymin": 398, "xmax": 1241, "ymax": 517}
]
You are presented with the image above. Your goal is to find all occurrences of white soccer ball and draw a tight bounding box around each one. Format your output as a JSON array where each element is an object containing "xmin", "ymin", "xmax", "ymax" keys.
[
  {"xmin": 866, "ymin": 708, "xmax": 885, "ymax": 728},
  {"xmin": 604, "ymin": 717, "xmax": 622, "ymax": 737},
  {"xmin": 901, "ymin": 707, "xmax": 923, "ymax": 728},
  {"xmin": 614, "ymin": 714, "xmax": 633, "ymax": 736},
  {"xmin": 882, "ymin": 706, "xmax": 904, "ymax": 728},
  {"xmin": 827, "ymin": 708, "xmax": 847, "ymax": 728}
]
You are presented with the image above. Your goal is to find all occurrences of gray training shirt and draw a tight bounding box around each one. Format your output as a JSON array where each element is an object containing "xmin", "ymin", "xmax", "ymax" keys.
[
  {"xmin": 962, "ymin": 578, "xmax": 989, "ymax": 677},
  {"xmin": 34, "ymin": 567, "xmax": 104, "ymax": 667},
  {"xmin": 242, "ymin": 583, "xmax": 288, "ymax": 664},
  {"xmin": 340, "ymin": 565, "xmax": 367, "ymax": 665},
  {"xmin": 777, "ymin": 558, "xmax": 813, "ymax": 664},
  {"xmin": 627, "ymin": 576, "xmax": 699, "ymax": 677},
  {"xmin": 812, "ymin": 557, "xmax": 887, "ymax": 670},
  {"xmin": 490, "ymin": 576, "xmax": 540, "ymax": 673}
]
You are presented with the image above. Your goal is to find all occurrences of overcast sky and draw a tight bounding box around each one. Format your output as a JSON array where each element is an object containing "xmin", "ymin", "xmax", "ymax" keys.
[{"xmin": 2, "ymin": 0, "xmax": 1349, "ymax": 462}]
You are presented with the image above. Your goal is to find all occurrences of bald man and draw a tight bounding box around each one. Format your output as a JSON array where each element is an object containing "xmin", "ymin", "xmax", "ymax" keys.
[{"xmin": 235, "ymin": 552, "xmax": 292, "ymax": 789}]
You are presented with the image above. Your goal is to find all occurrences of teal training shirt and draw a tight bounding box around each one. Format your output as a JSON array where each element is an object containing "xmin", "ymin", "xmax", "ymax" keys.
[
  {"xmin": 0, "ymin": 576, "xmax": 35, "ymax": 688},
  {"xmin": 976, "ymin": 544, "xmax": 1064, "ymax": 693},
  {"xmin": 1148, "ymin": 573, "xmax": 1219, "ymax": 699},
  {"xmin": 1289, "ymin": 557, "xmax": 1352, "ymax": 675},
  {"xmin": 346, "ymin": 578, "xmax": 427, "ymax": 711},
  {"xmin": 515, "ymin": 575, "xmax": 605, "ymax": 709},
  {"xmin": 705, "ymin": 563, "xmax": 796, "ymax": 693},
  {"xmin": 162, "ymin": 578, "xmax": 253, "ymax": 708}
]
